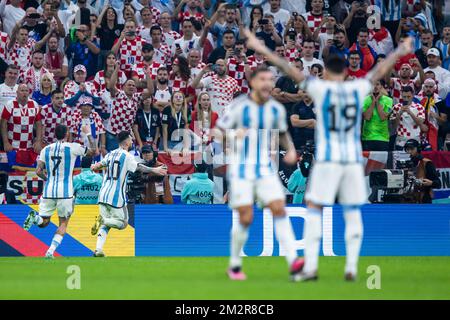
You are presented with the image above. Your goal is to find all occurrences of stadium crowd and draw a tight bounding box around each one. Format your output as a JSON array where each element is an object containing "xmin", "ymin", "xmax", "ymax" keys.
[{"xmin": 0, "ymin": 0, "xmax": 449, "ymax": 167}]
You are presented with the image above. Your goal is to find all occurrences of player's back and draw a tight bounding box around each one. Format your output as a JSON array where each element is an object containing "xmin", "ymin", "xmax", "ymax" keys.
[
  {"xmin": 98, "ymin": 148, "xmax": 138, "ymax": 208},
  {"xmin": 40, "ymin": 141, "xmax": 87, "ymax": 199},
  {"xmin": 217, "ymin": 95, "xmax": 287, "ymax": 180},
  {"xmin": 304, "ymin": 78, "xmax": 372, "ymax": 163}
]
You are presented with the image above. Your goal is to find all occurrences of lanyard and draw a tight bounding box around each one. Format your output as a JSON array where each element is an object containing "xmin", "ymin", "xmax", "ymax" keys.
[
  {"xmin": 176, "ymin": 111, "xmax": 182, "ymax": 129},
  {"xmin": 143, "ymin": 110, "xmax": 152, "ymax": 138}
]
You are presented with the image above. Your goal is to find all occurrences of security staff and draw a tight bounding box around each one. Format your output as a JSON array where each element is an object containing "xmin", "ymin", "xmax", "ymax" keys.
[{"xmin": 181, "ymin": 162, "xmax": 214, "ymax": 204}]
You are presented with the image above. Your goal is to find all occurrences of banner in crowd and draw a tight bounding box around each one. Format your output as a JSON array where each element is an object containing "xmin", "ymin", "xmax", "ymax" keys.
[
  {"xmin": 1, "ymin": 151, "xmax": 450, "ymax": 204},
  {"xmin": 1, "ymin": 204, "xmax": 449, "ymax": 257}
]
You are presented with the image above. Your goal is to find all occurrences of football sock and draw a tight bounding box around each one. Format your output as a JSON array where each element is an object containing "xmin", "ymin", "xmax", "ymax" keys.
[
  {"xmin": 230, "ymin": 222, "xmax": 249, "ymax": 269},
  {"xmin": 34, "ymin": 214, "xmax": 44, "ymax": 226},
  {"xmin": 96, "ymin": 225, "xmax": 110, "ymax": 251},
  {"xmin": 343, "ymin": 206, "xmax": 363, "ymax": 276},
  {"xmin": 47, "ymin": 234, "xmax": 63, "ymax": 255},
  {"xmin": 303, "ymin": 208, "xmax": 322, "ymax": 274},
  {"xmin": 273, "ymin": 215, "xmax": 297, "ymax": 266}
]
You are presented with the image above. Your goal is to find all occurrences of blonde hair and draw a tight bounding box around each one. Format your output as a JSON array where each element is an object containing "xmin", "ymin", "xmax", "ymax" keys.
[
  {"xmin": 195, "ymin": 91, "xmax": 211, "ymax": 125},
  {"xmin": 40, "ymin": 72, "xmax": 56, "ymax": 93},
  {"xmin": 170, "ymin": 91, "xmax": 188, "ymax": 125}
]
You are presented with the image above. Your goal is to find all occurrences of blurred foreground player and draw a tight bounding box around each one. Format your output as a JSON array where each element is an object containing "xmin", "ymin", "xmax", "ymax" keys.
[
  {"xmin": 90, "ymin": 131, "xmax": 167, "ymax": 257},
  {"xmin": 244, "ymin": 29, "xmax": 414, "ymax": 281},
  {"xmin": 216, "ymin": 65, "xmax": 304, "ymax": 281},
  {"xmin": 23, "ymin": 124, "xmax": 96, "ymax": 258}
]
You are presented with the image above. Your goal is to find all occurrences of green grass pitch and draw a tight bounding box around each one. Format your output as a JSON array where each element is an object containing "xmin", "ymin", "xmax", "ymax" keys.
[{"xmin": 1, "ymin": 257, "xmax": 449, "ymax": 299}]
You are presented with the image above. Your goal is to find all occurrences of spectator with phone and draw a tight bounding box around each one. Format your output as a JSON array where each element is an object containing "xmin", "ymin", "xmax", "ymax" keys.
[
  {"xmin": 264, "ymin": 0, "xmax": 290, "ymax": 35},
  {"xmin": 255, "ymin": 14, "xmax": 283, "ymax": 51},
  {"xmin": 209, "ymin": 3, "xmax": 243, "ymax": 48},
  {"xmin": 207, "ymin": 30, "xmax": 237, "ymax": 64}
]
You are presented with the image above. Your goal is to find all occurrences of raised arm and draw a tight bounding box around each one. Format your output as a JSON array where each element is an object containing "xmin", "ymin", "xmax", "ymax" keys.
[
  {"xmin": 108, "ymin": 62, "xmax": 120, "ymax": 96},
  {"xmin": 368, "ymin": 37, "xmax": 414, "ymax": 84},
  {"xmin": 243, "ymin": 29, "xmax": 305, "ymax": 84}
]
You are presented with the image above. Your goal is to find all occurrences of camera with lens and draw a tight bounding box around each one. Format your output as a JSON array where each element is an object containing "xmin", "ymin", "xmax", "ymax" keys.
[
  {"xmin": 287, "ymin": 28, "xmax": 297, "ymax": 41},
  {"xmin": 127, "ymin": 171, "xmax": 145, "ymax": 204},
  {"xmin": 299, "ymin": 141, "xmax": 315, "ymax": 178}
]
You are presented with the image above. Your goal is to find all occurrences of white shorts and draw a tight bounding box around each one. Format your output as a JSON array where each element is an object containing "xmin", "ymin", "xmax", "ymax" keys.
[
  {"xmin": 229, "ymin": 174, "xmax": 285, "ymax": 209},
  {"xmin": 99, "ymin": 203, "xmax": 129, "ymax": 225},
  {"xmin": 305, "ymin": 162, "xmax": 367, "ymax": 206},
  {"xmin": 39, "ymin": 198, "xmax": 74, "ymax": 219}
]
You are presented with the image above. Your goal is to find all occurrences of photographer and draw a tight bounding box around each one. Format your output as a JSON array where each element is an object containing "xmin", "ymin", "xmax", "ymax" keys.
[
  {"xmin": 287, "ymin": 142, "xmax": 314, "ymax": 204},
  {"xmin": 404, "ymin": 139, "xmax": 441, "ymax": 203},
  {"xmin": 139, "ymin": 144, "xmax": 173, "ymax": 204},
  {"xmin": 181, "ymin": 162, "xmax": 214, "ymax": 204}
]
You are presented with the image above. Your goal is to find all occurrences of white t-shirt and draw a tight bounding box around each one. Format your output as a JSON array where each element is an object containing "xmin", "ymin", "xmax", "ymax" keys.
[
  {"xmin": 0, "ymin": 2, "xmax": 25, "ymax": 35},
  {"xmin": 171, "ymin": 35, "xmax": 201, "ymax": 58},
  {"xmin": 423, "ymin": 66, "xmax": 450, "ymax": 98},
  {"xmin": 302, "ymin": 57, "xmax": 325, "ymax": 75},
  {"xmin": 318, "ymin": 33, "xmax": 334, "ymax": 60},
  {"xmin": 0, "ymin": 83, "xmax": 18, "ymax": 115}
]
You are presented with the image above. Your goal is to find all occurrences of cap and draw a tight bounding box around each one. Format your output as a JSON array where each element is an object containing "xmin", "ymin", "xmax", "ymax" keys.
[
  {"xmin": 427, "ymin": 48, "xmax": 440, "ymax": 57},
  {"xmin": 404, "ymin": 139, "xmax": 420, "ymax": 152},
  {"xmin": 74, "ymin": 64, "xmax": 87, "ymax": 73},
  {"xmin": 141, "ymin": 144, "xmax": 154, "ymax": 154},
  {"xmin": 78, "ymin": 95, "xmax": 93, "ymax": 107},
  {"xmin": 142, "ymin": 42, "xmax": 154, "ymax": 52}
]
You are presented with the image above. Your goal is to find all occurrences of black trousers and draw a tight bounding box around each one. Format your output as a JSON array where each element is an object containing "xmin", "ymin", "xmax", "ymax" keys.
[{"xmin": 362, "ymin": 140, "xmax": 390, "ymax": 152}]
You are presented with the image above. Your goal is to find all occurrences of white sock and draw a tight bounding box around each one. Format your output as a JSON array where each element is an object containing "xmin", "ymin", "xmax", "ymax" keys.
[
  {"xmin": 34, "ymin": 215, "xmax": 43, "ymax": 226},
  {"xmin": 96, "ymin": 225, "xmax": 110, "ymax": 251},
  {"xmin": 229, "ymin": 223, "xmax": 249, "ymax": 269},
  {"xmin": 343, "ymin": 206, "xmax": 363, "ymax": 275},
  {"xmin": 303, "ymin": 208, "xmax": 322, "ymax": 274},
  {"xmin": 274, "ymin": 215, "xmax": 297, "ymax": 266},
  {"xmin": 103, "ymin": 218, "xmax": 125, "ymax": 230},
  {"xmin": 47, "ymin": 234, "xmax": 63, "ymax": 255}
]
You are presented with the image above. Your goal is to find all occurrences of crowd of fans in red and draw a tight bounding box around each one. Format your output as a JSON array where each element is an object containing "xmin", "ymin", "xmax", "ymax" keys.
[{"xmin": 0, "ymin": 0, "xmax": 449, "ymax": 167}]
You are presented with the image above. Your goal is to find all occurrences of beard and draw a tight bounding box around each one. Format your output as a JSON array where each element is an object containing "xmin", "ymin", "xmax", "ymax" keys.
[
  {"xmin": 143, "ymin": 55, "xmax": 153, "ymax": 62},
  {"xmin": 158, "ymin": 78, "xmax": 168, "ymax": 84}
]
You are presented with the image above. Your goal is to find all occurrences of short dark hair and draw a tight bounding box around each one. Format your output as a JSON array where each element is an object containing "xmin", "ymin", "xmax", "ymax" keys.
[
  {"xmin": 223, "ymin": 30, "xmax": 236, "ymax": 38},
  {"xmin": 51, "ymin": 89, "xmax": 63, "ymax": 97},
  {"xmin": 358, "ymin": 27, "xmax": 369, "ymax": 35},
  {"xmin": 117, "ymin": 131, "xmax": 131, "ymax": 144},
  {"xmin": 80, "ymin": 156, "xmax": 93, "ymax": 169},
  {"xmin": 302, "ymin": 38, "xmax": 315, "ymax": 46},
  {"xmin": 194, "ymin": 161, "xmax": 208, "ymax": 173},
  {"xmin": 6, "ymin": 64, "xmax": 19, "ymax": 72},
  {"xmin": 325, "ymin": 55, "xmax": 347, "ymax": 74},
  {"xmin": 349, "ymin": 50, "xmax": 360, "ymax": 57},
  {"xmin": 150, "ymin": 25, "xmax": 162, "ymax": 35},
  {"xmin": 249, "ymin": 65, "xmax": 272, "ymax": 80},
  {"xmin": 157, "ymin": 66, "xmax": 168, "ymax": 73},
  {"xmin": 402, "ymin": 85, "xmax": 414, "ymax": 93},
  {"xmin": 55, "ymin": 125, "xmax": 68, "ymax": 140},
  {"xmin": 235, "ymin": 39, "xmax": 246, "ymax": 46}
]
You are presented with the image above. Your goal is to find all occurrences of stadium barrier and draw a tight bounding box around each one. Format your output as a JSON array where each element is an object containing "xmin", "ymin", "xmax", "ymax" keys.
[{"xmin": 1, "ymin": 204, "xmax": 449, "ymax": 257}]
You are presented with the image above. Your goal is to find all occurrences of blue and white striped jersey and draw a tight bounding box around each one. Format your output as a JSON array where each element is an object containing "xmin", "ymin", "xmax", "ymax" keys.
[
  {"xmin": 436, "ymin": 40, "xmax": 450, "ymax": 70},
  {"xmin": 303, "ymin": 78, "xmax": 372, "ymax": 163},
  {"xmin": 217, "ymin": 95, "xmax": 287, "ymax": 180},
  {"xmin": 98, "ymin": 148, "xmax": 138, "ymax": 208},
  {"xmin": 376, "ymin": 0, "xmax": 402, "ymax": 21},
  {"xmin": 39, "ymin": 142, "xmax": 87, "ymax": 199}
]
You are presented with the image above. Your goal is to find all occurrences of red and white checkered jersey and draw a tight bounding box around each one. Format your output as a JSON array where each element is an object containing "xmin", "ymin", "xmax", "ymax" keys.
[
  {"xmin": 200, "ymin": 74, "xmax": 240, "ymax": 117},
  {"xmin": 150, "ymin": 6, "xmax": 161, "ymax": 25},
  {"xmin": 390, "ymin": 102, "xmax": 425, "ymax": 144},
  {"xmin": 70, "ymin": 109, "xmax": 105, "ymax": 145},
  {"xmin": 162, "ymin": 30, "xmax": 182, "ymax": 47},
  {"xmin": 114, "ymin": 36, "xmax": 147, "ymax": 77},
  {"xmin": 131, "ymin": 61, "xmax": 162, "ymax": 92},
  {"xmin": 389, "ymin": 78, "xmax": 417, "ymax": 105},
  {"xmin": 93, "ymin": 70, "xmax": 127, "ymax": 92},
  {"xmin": 285, "ymin": 47, "xmax": 301, "ymax": 62},
  {"xmin": 8, "ymin": 38, "xmax": 36, "ymax": 74},
  {"xmin": 302, "ymin": 12, "xmax": 326, "ymax": 34},
  {"xmin": 0, "ymin": 32, "xmax": 10, "ymax": 61},
  {"xmin": 1, "ymin": 99, "xmax": 42, "ymax": 150},
  {"xmin": 247, "ymin": 55, "xmax": 266, "ymax": 68},
  {"xmin": 227, "ymin": 58, "xmax": 256, "ymax": 94},
  {"xmin": 153, "ymin": 43, "xmax": 172, "ymax": 65},
  {"xmin": 106, "ymin": 90, "xmax": 142, "ymax": 135},
  {"xmin": 40, "ymin": 103, "xmax": 72, "ymax": 145},
  {"xmin": 169, "ymin": 72, "xmax": 192, "ymax": 96},
  {"xmin": 178, "ymin": 10, "xmax": 204, "ymax": 23},
  {"xmin": 19, "ymin": 66, "xmax": 51, "ymax": 92},
  {"xmin": 63, "ymin": 81, "xmax": 97, "ymax": 102},
  {"xmin": 190, "ymin": 62, "xmax": 206, "ymax": 81}
]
